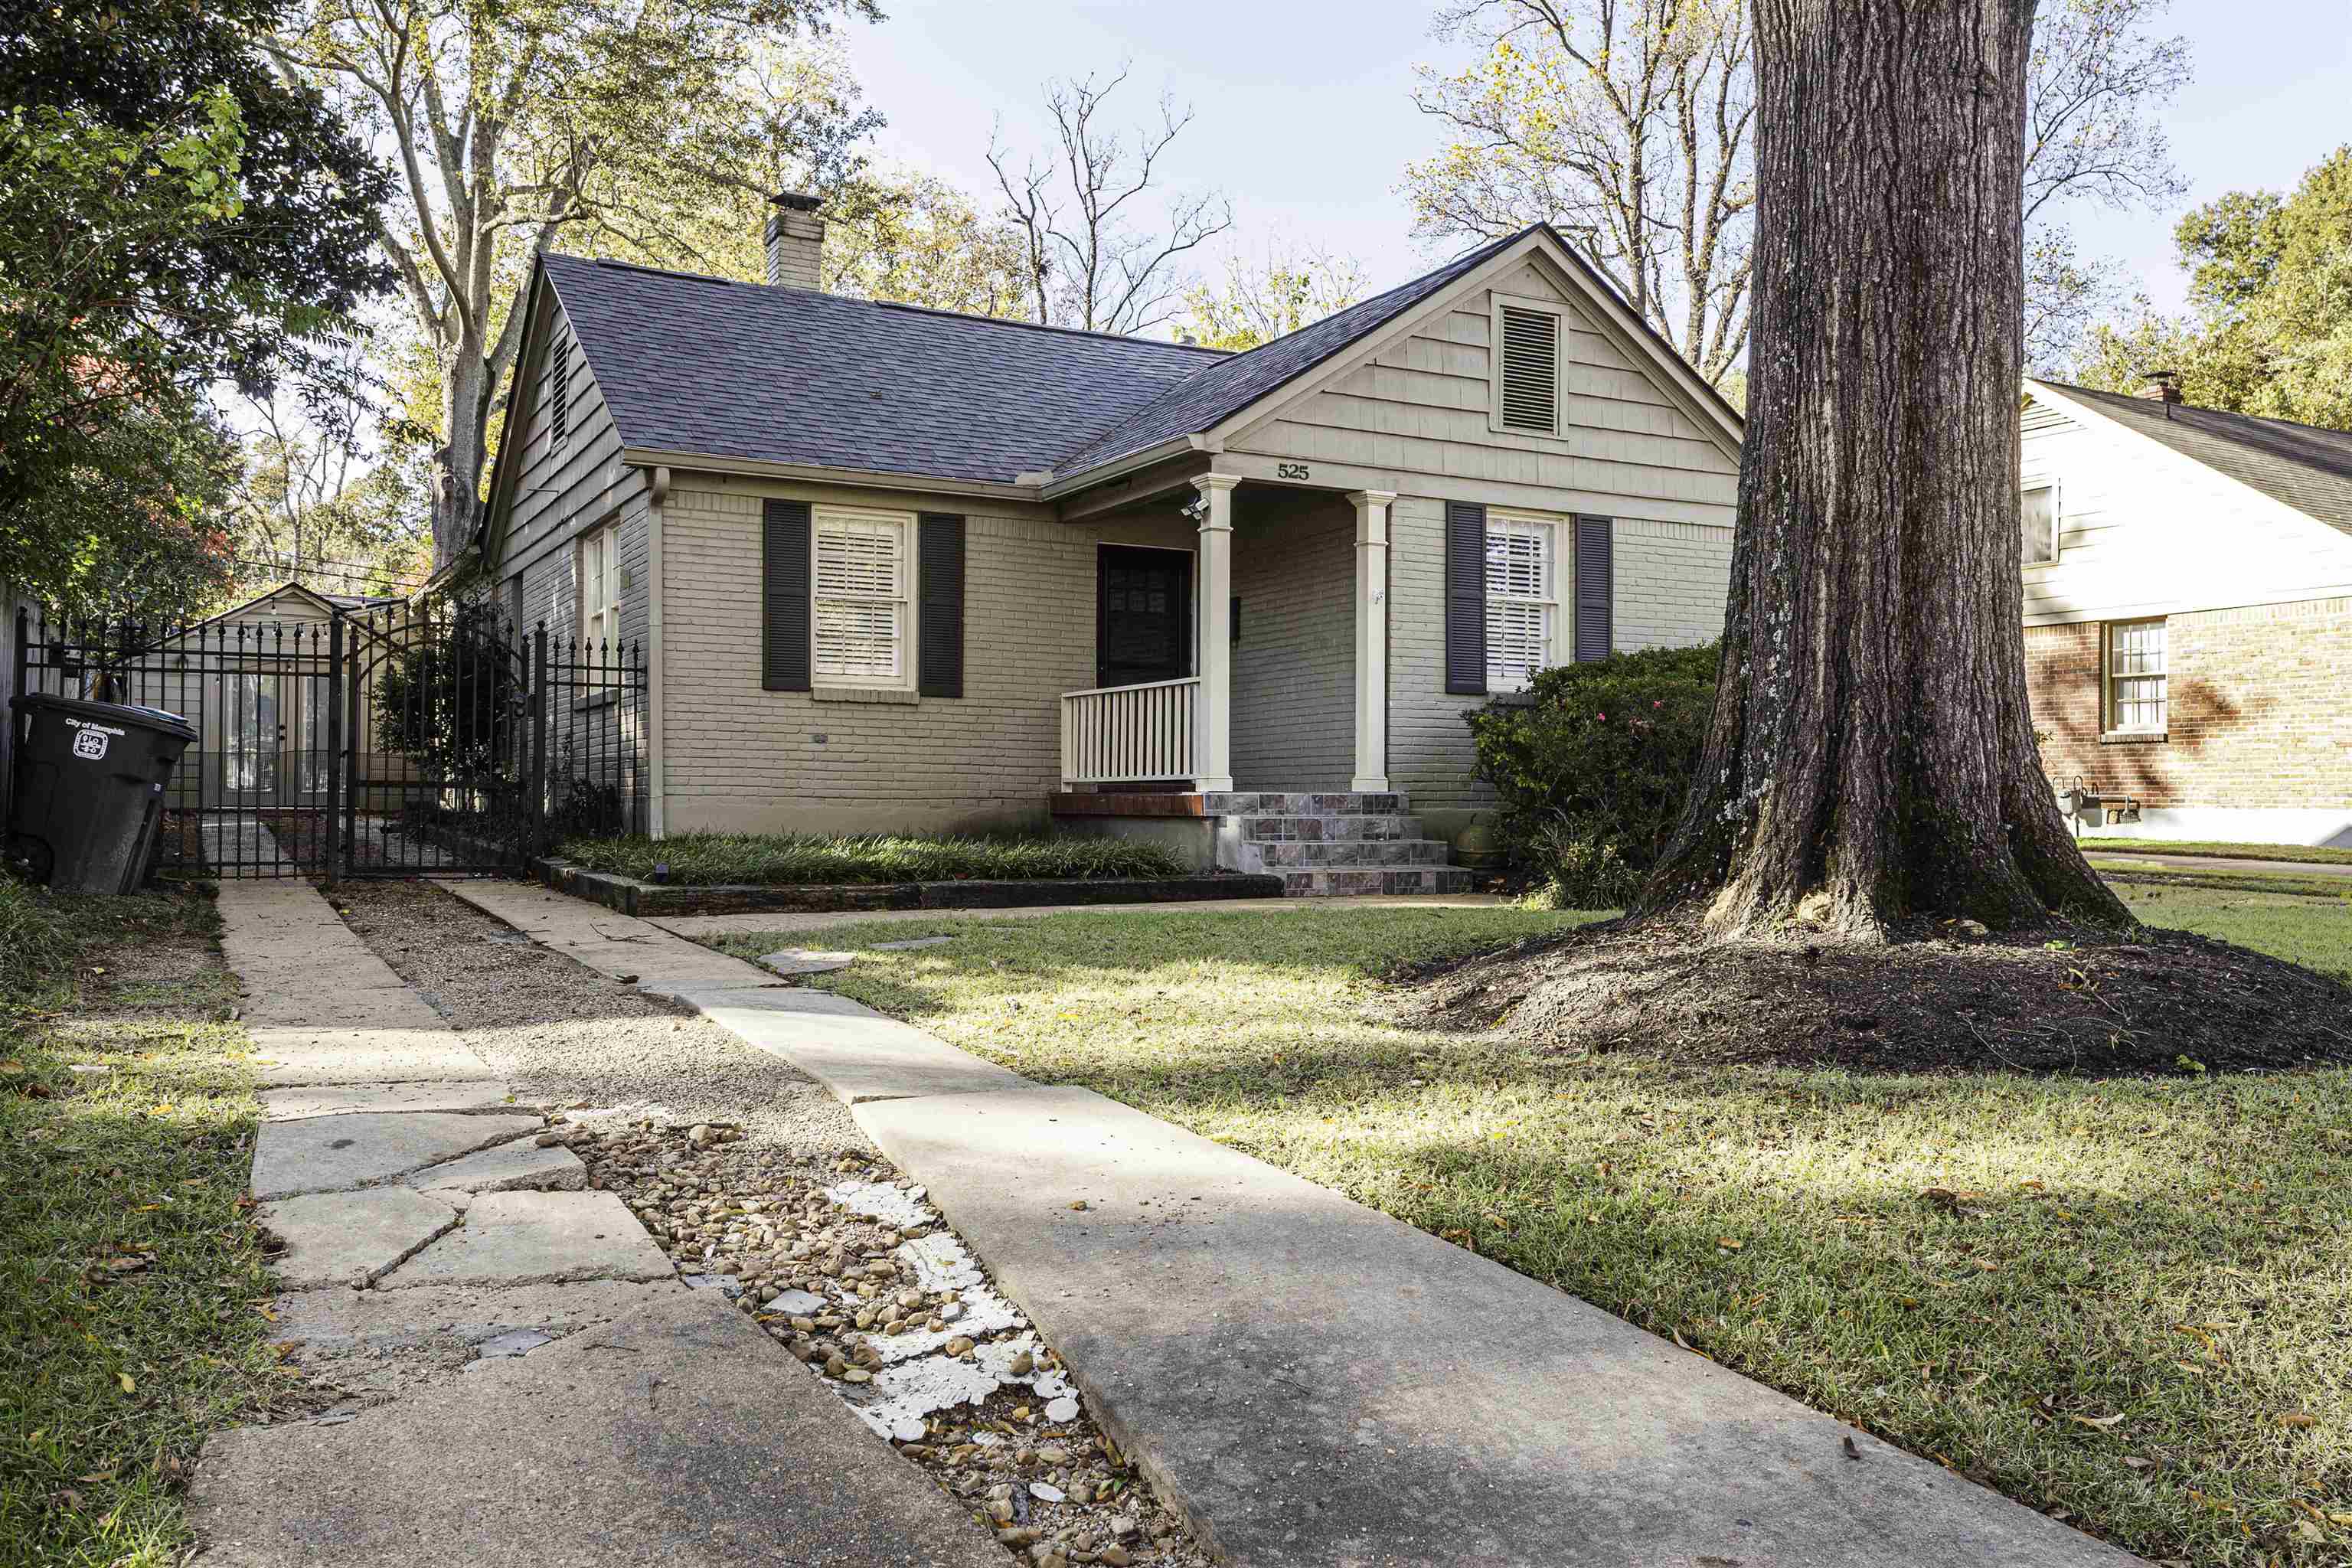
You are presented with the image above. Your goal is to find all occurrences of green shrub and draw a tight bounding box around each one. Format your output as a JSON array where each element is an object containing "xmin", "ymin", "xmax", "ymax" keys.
[
  {"xmin": 557, "ymin": 829, "xmax": 1189, "ymax": 886},
  {"xmin": 1462, "ymin": 642, "xmax": 1718, "ymax": 903}
]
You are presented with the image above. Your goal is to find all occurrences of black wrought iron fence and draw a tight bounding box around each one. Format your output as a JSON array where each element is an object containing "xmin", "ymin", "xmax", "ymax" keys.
[{"xmin": 8, "ymin": 601, "xmax": 649, "ymax": 882}]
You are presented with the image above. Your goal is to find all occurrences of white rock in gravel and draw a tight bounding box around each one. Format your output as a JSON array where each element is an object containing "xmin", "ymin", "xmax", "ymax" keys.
[
  {"xmin": 864, "ymin": 1285, "xmax": 1021, "ymax": 1365},
  {"xmin": 1044, "ymin": 1396, "xmax": 1080, "ymax": 1422},
  {"xmin": 766, "ymin": 1288, "xmax": 825, "ymax": 1315},
  {"xmin": 844, "ymin": 1352, "xmax": 1000, "ymax": 1440},
  {"xmin": 977, "ymin": 1334, "xmax": 1072, "ymax": 1397},
  {"xmin": 1029, "ymin": 1482, "xmax": 1067, "ymax": 1504},
  {"xmin": 897, "ymin": 1232, "xmax": 985, "ymax": 1292},
  {"xmin": 827, "ymin": 1180, "xmax": 933, "ymax": 1227}
]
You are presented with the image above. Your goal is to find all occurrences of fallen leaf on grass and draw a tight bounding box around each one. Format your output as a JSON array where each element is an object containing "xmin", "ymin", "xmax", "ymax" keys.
[
  {"xmin": 117, "ymin": 1373, "xmax": 135, "ymax": 1393},
  {"xmin": 1717, "ymin": 1238, "xmax": 1743, "ymax": 1251},
  {"xmin": 2122, "ymin": 1456, "xmax": 2154, "ymax": 1470},
  {"xmin": 2067, "ymin": 1413, "xmax": 2125, "ymax": 1432},
  {"xmin": 2278, "ymin": 1412, "xmax": 2317, "ymax": 1429}
]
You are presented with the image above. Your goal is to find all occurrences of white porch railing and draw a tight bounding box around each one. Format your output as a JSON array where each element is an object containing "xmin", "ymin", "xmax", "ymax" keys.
[{"xmin": 1060, "ymin": 677, "xmax": 1199, "ymax": 787}]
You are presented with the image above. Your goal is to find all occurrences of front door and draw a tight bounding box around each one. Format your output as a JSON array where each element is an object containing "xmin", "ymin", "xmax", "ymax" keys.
[{"xmin": 1096, "ymin": 546, "xmax": 1193, "ymax": 688}]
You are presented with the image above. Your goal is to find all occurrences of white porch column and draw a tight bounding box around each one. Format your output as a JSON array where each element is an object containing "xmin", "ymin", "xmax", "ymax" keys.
[
  {"xmin": 1191, "ymin": 475, "xmax": 1239, "ymax": 792},
  {"xmin": 1348, "ymin": 490, "xmax": 1395, "ymax": 793}
]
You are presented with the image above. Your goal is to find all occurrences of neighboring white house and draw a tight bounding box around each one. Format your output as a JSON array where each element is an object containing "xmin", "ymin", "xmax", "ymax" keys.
[
  {"xmin": 469, "ymin": 199, "xmax": 1743, "ymax": 893},
  {"xmin": 2021, "ymin": 378, "xmax": 2352, "ymax": 847}
]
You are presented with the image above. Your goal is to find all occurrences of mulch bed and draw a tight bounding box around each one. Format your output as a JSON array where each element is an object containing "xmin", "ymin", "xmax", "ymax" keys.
[{"xmin": 1388, "ymin": 914, "xmax": 2352, "ymax": 1076}]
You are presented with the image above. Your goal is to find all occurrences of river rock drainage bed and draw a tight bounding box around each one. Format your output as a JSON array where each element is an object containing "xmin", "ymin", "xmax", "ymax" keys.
[{"xmin": 567, "ymin": 1119, "xmax": 1208, "ymax": 1568}]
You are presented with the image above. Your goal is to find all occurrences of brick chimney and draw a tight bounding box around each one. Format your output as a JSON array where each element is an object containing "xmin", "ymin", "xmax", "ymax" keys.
[
  {"xmin": 764, "ymin": 191, "xmax": 825, "ymax": 289},
  {"xmin": 2138, "ymin": 369, "xmax": 2183, "ymax": 404}
]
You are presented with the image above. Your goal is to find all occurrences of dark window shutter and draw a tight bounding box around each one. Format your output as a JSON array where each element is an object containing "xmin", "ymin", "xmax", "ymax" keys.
[
  {"xmin": 762, "ymin": 498, "xmax": 812, "ymax": 691},
  {"xmin": 1573, "ymin": 515, "xmax": 1614, "ymax": 662},
  {"xmin": 1445, "ymin": 501, "xmax": 1488, "ymax": 695},
  {"xmin": 918, "ymin": 512, "xmax": 965, "ymax": 698}
]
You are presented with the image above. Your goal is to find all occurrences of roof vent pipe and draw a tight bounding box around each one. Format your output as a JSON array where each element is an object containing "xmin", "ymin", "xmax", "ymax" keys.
[{"xmin": 765, "ymin": 191, "xmax": 825, "ymax": 290}]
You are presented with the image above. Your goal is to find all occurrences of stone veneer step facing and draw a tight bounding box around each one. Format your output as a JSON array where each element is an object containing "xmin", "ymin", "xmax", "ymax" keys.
[{"xmin": 1201, "ymin": 792, "xmax": 1478, "ymax": 898}]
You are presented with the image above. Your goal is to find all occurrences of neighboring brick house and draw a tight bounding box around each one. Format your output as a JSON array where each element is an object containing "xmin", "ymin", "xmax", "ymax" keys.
[
  {"xmin": 468, "ymin": 198, "xmax": 1743, "ymax": 892},
  {"xmin": 2021, "ymin": 378, "xmax": 2352, "ymax": 848}
]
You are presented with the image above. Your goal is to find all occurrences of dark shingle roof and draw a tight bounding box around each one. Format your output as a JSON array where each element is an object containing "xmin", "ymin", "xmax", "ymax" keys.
[
  {"xmin": 2033, "ymin": 379, "xmax": 2352, "ymax": 539},
  {"xmin": 542, "ymin": 253, "xmax": 1224, "ymax": 485},
  {"xmin": 1050, "ymin": 227, "xmax": 1539, "ymax": 476}
]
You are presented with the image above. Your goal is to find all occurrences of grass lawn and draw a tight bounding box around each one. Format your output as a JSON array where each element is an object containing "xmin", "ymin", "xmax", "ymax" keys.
[
  {"xmin": 2080, "ymin": 840, "xmax": 2352, "ymax": 869},
  {"xmin": 0, "ymin": 882, "xmax": 291, "ymax": 1567},
  {"xmin": 709, "ymin": 884, "xmax": 2352, "ymax": 1566},
  {"xmin": 558, "ymin": 829, "xmax": 1187, "ymax": 886}
]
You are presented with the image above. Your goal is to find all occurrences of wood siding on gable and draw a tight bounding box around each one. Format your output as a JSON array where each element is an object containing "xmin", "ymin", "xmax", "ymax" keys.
[
  {"xmin": 2020, "ymin": 397, "xmax": 2352, "ymax": 626},
  {"xmin": 497, "ymin": 292, "xmax": 651, "ymax": 653},
  {"xmin": 1225, "ymin": 263, "xmax": 1738, "ymax": 523}
]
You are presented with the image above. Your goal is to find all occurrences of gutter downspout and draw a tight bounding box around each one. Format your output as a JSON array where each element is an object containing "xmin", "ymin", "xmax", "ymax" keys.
[{"xmin": 646, "ymin": 464, "xmax": 670, "ymax": 838}]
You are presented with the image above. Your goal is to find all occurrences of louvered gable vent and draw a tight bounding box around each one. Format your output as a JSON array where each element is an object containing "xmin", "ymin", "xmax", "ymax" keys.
[{"xmin": 1498, "ymin": 304, "xmax": 1559, "ymax": 435}]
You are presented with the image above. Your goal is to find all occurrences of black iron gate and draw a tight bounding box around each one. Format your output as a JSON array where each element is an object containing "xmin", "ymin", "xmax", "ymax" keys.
[{"xmin": 11, "ymin": 600, "xmax": 646, "ymax": 881}]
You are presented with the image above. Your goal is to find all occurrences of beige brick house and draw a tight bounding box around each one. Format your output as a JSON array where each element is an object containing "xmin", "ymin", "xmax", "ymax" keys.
[
  {"xmin": 469, "ymin": 198, "xmax": 1743, "ymax": 891},
  {"xmin": 2020, "ymin": 378, "xmax": 2352, "ymax": 848}
]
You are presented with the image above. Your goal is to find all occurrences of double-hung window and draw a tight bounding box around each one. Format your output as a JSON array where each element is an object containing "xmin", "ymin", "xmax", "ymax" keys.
[
  {"xmin": 813, "ymin": 507, "xmax": 911, "ymax": 687},
  {"xmin": 1484, "ymin": 516, "xmax": 1557, "ymax": 690},
  {"xmin": 2105, "ymin": 618, "xmax": 2167, "ymax": 733},
  {"xmin": 2020, "ymin": 482, "xmax": 2058, "ymax": 565},
  {"xmin": 580, "ymin": 524, "xmax": 619, "ymax": 648}
]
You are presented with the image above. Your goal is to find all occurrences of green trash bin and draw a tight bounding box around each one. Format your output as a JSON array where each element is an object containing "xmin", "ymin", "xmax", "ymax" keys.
[{"xmin": 7, "ymin": 694, "xmax": 198, "ymax": 894}]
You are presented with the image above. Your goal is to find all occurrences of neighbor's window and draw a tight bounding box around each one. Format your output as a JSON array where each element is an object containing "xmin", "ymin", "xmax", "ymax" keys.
[
  {"xmin": 2105, "ymin": 618, "xmax": 2167, "ymax": 733},
  {"xmin": 2021, "ymin": 482, "xmax": 2057, "ymax": 565},
  {"xmin": 814, "ymin": 506, "xmax": 911, "ymax": 686},
  {"xmin": 580, "ymin": 523, "xmax": 619, "ymax": 648},
  {"xmin": 1485, "ymin": 515, "xmax": 1557, "ymax": 690}
]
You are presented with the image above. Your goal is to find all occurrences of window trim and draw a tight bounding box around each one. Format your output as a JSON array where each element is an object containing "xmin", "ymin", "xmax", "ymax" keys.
[
  {"xmin": 578, "ymin": 521, "xmax": 620, "ymax": 649},
  {"xmin": 2102, "ymin": 616, "xmax": 2167, "ymax": 737},
  {"xmin": 1482, "ymin": 510, "xmax": 1565, "ymax": 691},
  {"xmin": 811, "ymin": 504, "xmax": 917, "ymax": 691},
  {"xmin": 1489, "ymin": 291, "xmax": 1568, "ymax": 440},
  {"xmin": 2020, "ymin": 477, "xmax": 2060, "ymax": 569}
]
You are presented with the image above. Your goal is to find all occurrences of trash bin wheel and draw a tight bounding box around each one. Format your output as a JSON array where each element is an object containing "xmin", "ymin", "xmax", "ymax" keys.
[{"xmin": 5, "ymin": 832, "xmax": 53, "ymax": 885}]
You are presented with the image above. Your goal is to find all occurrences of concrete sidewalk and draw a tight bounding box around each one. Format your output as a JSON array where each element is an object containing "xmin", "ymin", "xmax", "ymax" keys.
[
  {"xmin": 2085, "ymin": 848, "xmax": 2352, "ymax": 880},
  {"xmin": 196, "ymin": 878, "xmax": 1005, "ymax": 1567},
  {"xmin": 456, "ymin": 877, "xmax": 2143, "ymax": 1567}
]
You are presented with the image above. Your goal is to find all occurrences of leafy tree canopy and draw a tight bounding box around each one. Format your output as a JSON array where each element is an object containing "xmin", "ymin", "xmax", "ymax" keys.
[{"xmin": 2076, "ymin": 147, "xmax": 2352, "ymax": 428}]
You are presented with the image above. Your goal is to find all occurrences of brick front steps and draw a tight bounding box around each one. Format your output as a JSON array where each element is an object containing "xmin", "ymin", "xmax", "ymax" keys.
[{"xmin": 1052, "ymin": 791, "xmax": 1476, "ymax": 897}]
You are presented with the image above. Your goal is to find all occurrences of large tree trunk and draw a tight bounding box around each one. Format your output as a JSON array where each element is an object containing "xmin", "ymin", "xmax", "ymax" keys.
[{"xmin": 1638, "ymin": 0, "xmax": 2128, "ymax": 942}]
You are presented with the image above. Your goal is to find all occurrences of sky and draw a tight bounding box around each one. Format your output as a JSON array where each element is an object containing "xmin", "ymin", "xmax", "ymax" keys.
[{"xmin": 842, "ymin": 0, "xmax": 2352, "ymax": 323}]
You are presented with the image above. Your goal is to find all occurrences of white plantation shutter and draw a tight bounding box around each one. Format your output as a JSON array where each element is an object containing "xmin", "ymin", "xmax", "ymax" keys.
[
  {"xmin": 1485, "ymin": 518, "xmax": 1555, "ymax": 689},
  {"xmin": 814, "ymin": 509, "xmax": 910, "ymax": 683}
]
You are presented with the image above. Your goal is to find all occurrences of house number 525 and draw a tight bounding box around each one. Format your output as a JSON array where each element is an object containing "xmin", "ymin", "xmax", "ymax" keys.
[{"xmin": 1276, "ymin": 462, "xmax": 1310, "ymax": 480}]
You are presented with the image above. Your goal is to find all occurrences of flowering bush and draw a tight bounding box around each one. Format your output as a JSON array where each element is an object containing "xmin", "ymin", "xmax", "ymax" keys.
[{"xmin": 1462, "ymin": 642, "xmax": 1719, "ymax": 904}]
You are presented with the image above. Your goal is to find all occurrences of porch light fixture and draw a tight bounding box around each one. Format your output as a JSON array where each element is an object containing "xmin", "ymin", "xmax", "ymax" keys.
[{"xmin": 1178, "ymin": 494, "xmax": 1210, "ymax": 524}]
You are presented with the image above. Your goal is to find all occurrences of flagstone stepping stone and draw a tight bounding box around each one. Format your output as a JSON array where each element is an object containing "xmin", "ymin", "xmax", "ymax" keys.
[
  {"xmin": 377, "ymin": 1191, "xmax": 673, "ymax": 1290},
  {"xmin": 403, "ymin": 1136, "xmax": 585, "ymax": 1194},
  {"xmin": 260, "ymin": 1081, "xmax": 517, "ymax": 1121},
  {"xmin": 262, "ymin": 1188, "xmax": 462, "ymax": 1290},
  {"xmin": 252, "ymin": 1111, "xmax": 542, "ymax": 1200},
  {"xmin": 758, "ymin": 949, "xmax": 857, "ymax": 977}
]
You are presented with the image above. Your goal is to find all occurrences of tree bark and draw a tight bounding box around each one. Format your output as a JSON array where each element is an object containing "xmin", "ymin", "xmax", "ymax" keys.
[{"xmin": 1637, "ymin": 0, "xmax": 2130, "ymax": 942}]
